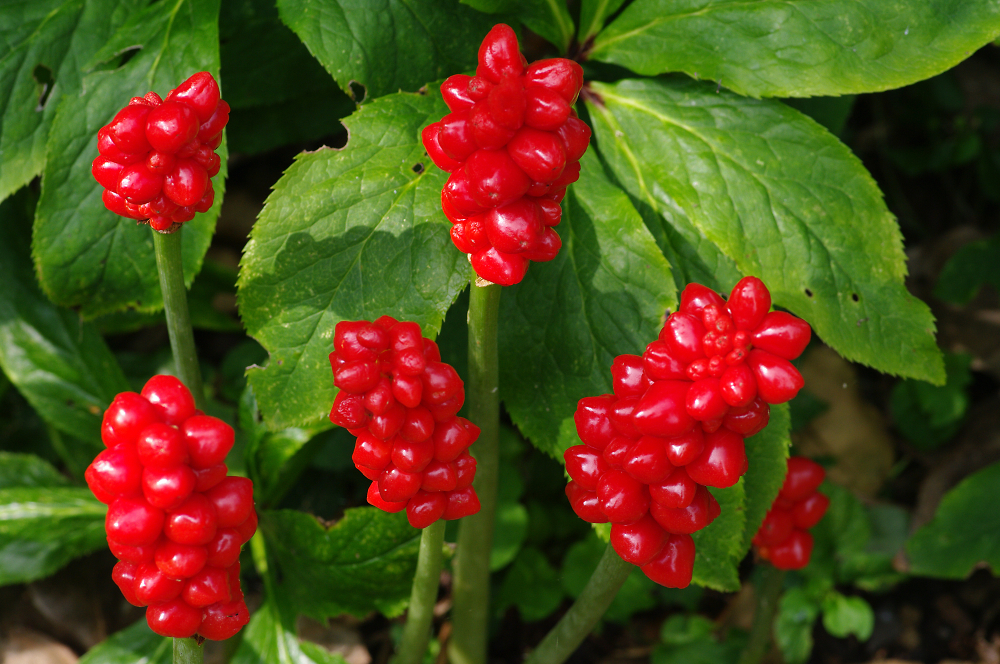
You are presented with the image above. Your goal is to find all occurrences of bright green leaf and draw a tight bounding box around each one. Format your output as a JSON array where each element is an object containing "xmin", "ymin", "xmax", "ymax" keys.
[
  {"xmin": 740, "ymin": 403, "xmax": 790, "ymax": 553},
  {"xmin": 33, "ymin": 0, "xmax": 225, "ymax": 318},
  {"xmin": 0, "ymin": 453, "xmax": 70, "ymax": 489},
  {"xmin": 774, "ymin": 586, "xmax": 820, "ymax": 664},
  {"xmin": 276, "ymin": 0, "xmax": 495, "ymax": 101},
  {"xmin": 79, "ymin": 619, "xmax": 171, "ymax": 664},
  {"xmin": 907, "ymin": 460, "xmax": 1000, "ymax": 579},
  {"xmin": 500, "ymin": 148, "xmax": 675, "ymax": 457},
  {"xmin": 494, "ymin": 547, "xmax": 564, "ymax": 621},
  {"xmin": 588, "ymin": 78, "xmax": 944, "ymax": 384},
  {"xmin": 0, "ymin": 192, "xmax": 129, "ymax": 448},
  {"xmin": 579, "ymin": 0, "xmax": 628, "ymax": 43},
  {"xmin": 691, "ymin": 483, "xmax": 744, "ymax": 592},
  {"xmin": 261, "ymin": 507, "xmax": 421, "ymax": 619},
  {"xmin": 233, "ymin": 593, "xmax": 347, "ymax": 664},
  {"xmin": 589, "ymin": 0, "xmax": 1000, "ymax": 98},
  {"xmin": 0, "ymin": 0, "xmax": 143, "ymax": 203},
  {"xmin": 0, "ymin": 487, "xmax": 107, "ymax": 586},
  {"xmin": 239, "ymin": 90, "xmax": 471, "ymax": 431},
  {"xmin": 821, "ymin": 591, "xmax": 874, "ymax": 640},
  {"xmin": 460, "ymin": 0, "xmax": 574, "ymax": 53}
]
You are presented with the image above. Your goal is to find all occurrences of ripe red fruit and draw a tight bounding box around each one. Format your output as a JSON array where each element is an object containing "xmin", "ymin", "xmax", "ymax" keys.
[
  {"xmin": 649, "ymin": 485, "xmax": 720, "ymax": 534},
  {"xmin": 610, "ymin": 514, "xmax": 669, "ymax": 565},
  {"xmin": 685, "ymin": 428, "xmax": 747, "ymax": 489},
  {"xmin": 597, "ymin": 469, "xmax": 650, "ymax": 523},
  {"xmin": 728, "ymin": 276, "xmax": 771, "ymax": 331},
  {"xmin": 107, "ymin": 496, "xmax": 165, "ymax": 546},
  {"xmin": 766, "ymin": 529, "xmax": 813, "ymax": 570},
  {"xmin": 632, "ymin": 380, "xmax": 695, "ymax": 438},
  {"xmin": 198, "ymin": 599, "xmax": 250, "ymax": 640},
  {"xmin": 146, "ymin": 599, "xmax": 203, "ymax": 638},
  {"xmin": 640, "ymin": 533, "xmax": 696, "ymax": 588},
  {"xmin": 747, "ymin": 350, "xmax": 804, "ymax": 404},
  {"xmin": 779, "ymin": 457, "xmax": 826, "ymax": 502}
]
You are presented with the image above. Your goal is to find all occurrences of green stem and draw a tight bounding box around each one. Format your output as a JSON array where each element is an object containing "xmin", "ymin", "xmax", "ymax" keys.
[
  {"xmin": 152, "ymin": 229, "xmax": 205, "ymax": 409},
  {"xmin": 449, "ymin": 282, "xmax": 501, "ymax": 664},
  {"xmin": 394, "ymin": 521, "xmax": 447, "ymax": 664},
  {"xmin": 523, "ymin": 543, "xmax": 632, "ymax": 664},
  {"xmin": 737, "ymin": 565, "xmax": 787, "ymax": 664},
  {"xmin": 173, "ymin": 638, "xmax": 203, "ymax": 664}
]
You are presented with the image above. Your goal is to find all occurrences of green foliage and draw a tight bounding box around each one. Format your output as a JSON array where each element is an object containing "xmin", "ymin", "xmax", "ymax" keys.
[
  {"xmin": 934, "ymin": 233, "xmax": 1000, "ymax": 304},
  {"xmin": 821, "ymin": 591, "xmax": 874, "ymax": 640},
  {"xmin": 461, "ymin": 0, "xmax": 574, "ymax": 53},
  {"xmin": 260, "ymin": 507, "xmax": 421, "ymax": 619},
  {"xmin": 774, "ymin": 585, "xmax": 821, "ymax": 664},
  {"xmin": 587, "ymin": 77, "xmax": 944, "ymax": 385},
  {"xmin": 494, "ymin": 547, "xmax": 564, "ymax": 621},
  {"xmin": 233, "ymin": 594, "xmax": 349, "ymax": 664},
  {"xmin": 239, "ymin": 89, "xmax": 470, "ymax": 430},
  {"xmin": 78, "ymin": 619, "xmax": 170, "ymax": 664},
  {"xmin": 907, "ymin": 460, "xmax": 1000, "ymax": 579},
  {"xmin": 588, "ymin": 0, "xmax": 1000, "ymax": 98},
  {"xmin": 891, "ymin": 352, "xmax": 972, "ymax": 451},
  {"xmin": 652, "ymin": 614, "xmax": 743, "ymax": 664},
  {"xmin": 561, "ymin": 533, "xmax": 661, "ymax": 624}
]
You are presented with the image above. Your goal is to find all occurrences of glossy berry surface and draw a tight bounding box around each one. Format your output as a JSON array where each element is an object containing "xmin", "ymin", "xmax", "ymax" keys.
[
  {"xmin": 85, "ymin": 375, "xmax": 254, "ymax": 640},
  {"xmin": 422, "ymin": 24, "xmax": 589, "ymax": 285},
  {"xmin": 93, "ymin": 71, "xmax": 229, "ymax": 233},
  {"xmin": 330, "ymin": 317, "xmax": 480, "ymax": 528},
  {"xmin": 752, "ymin": 457, "xmax": 828, "ymax": 570}
]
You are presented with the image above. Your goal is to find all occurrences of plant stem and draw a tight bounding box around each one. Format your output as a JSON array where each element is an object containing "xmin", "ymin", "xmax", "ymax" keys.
[
  {"xmin": 152, "ymin": 229, "xmax": 205, "ymax": 410},
  {"xmin": 395, "ymin": 521, "xmax": 447, "ymax": 664},
  {"xmin": 173, "ymin": 638, "xmax": 203, "ymax": 664},
  {"xmin": 523, "ymin": 543, "xmax": 632, "ymax": 664},
  {"xmin": 448, "ymin": 282, "xmax": 501, "ymax": 664},
  {"xmin": 738, "ymin": 565, "xmax": 787, "ymax": 664}
]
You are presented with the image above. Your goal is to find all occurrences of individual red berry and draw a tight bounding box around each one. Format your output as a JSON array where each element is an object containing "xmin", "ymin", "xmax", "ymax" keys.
[
  {"xmin": 485, "ymin": 198, "xmax": 543, "ymax": 254},
  {"xmin": 507, "ymin": 128, "xmax": 566, "ymax": 183},
  {"xmin": 525, "ymin": 59, "xmax": 584, "ymax": 104},
  {"xmin": 334, "ymin": 360, "xmax": 380, "ymax": 393},
  {"xmin": 146, "ymin": 599, "xmax": 202, "ymax": 638},
  {"xmin": 623, "ymin": 436, "xmax": 674, "ymax": 484},
  {"xmin": 727, "ymin": 276, "xmax": 771, "ymax": 331},
  {"xmin": 198, "ymin": 598, "xmax": 250, "ymax": 641},
  {"xmin": 443, "ymin": 486, "xmax": 481, "ymax": 520},
  {"xmin": 406, "ymin": 491, "xmax": 449, "ymax": 529},
  {"xmin": 165, "ymin": 72, "xmax": 221, "ymax": 122},
  {"xmin": 685, "ymin": 428, "xmax": 747, "ymax": 488},
  {"xmin": 471, "ymin": 247, "xmax": 529, "ymax": 286},
  {"xmin": 134, "ymin": 562, "xmax": 185, "ymax": 604},
  {"xmin": 164, "ymin": 493, "xmax": 218, "ymax": 546},
  {"xmin": 565, "ymin": 481, "xmax": 607, "ymax": 523},
  {"xmin": 680, "ymin": 283, "xmax": 726, "ymax": 317},
  {"xmin": 193, "ymin": 464, "xmax": 228, "ymax": 492},
  {"xmin": 791, "ymin": 492, "xmax": 829, "ymax": 529},
  {"xmin": 182, "ymin": 415, "xmax": 235, "ymax": 468},
  {"xmin": 197, "ymin": 100, "xmax": 230, "ymax": 142},
  {"xmin": 92, "ymin": 156, "xmax": 124, "ymax": 190},
  {"xmin": 183, "ymin": 566, "xmax": 231, "ymax": 607},
  {"xmin": 602, "ymin": 436, "xmax": 633, "ymax": 469},
  {"xmin": 367, "ymin": 481, "xmax": 408, "ymax": 513},
  {"xmin": 353, "ymin": 433, "xmax": 393, "ymax": 471},
  {"xmin": 649, "ymin": 485, "xmax": 720, "ymax": 534},
  {"xmin": 163, "ymin": 159, "xmax": 209, "ymax": 207},
  {"xmin": 469, "ymin": 102, "xmax": 517, "ymax": 150},
  {"xmin": 640, "ymin": 533, "xmax": 696, "ymax": 588},
  {"xmin": 136, "ymin": 423, "xmax": 188, "ymax": 468},
  {"xmin": 107, "ymin": 496, "xmax": 165, "ymax": 546},
  {"xmin": 140, "ymin": 375, "xmax": 196, "ymax": 425},
  {"xmin": 779, "ymin": 457, "xmax": 826, "ymax": 502},
  {"xmin": 378, "ymin": 465, "xmax": 423, "ymax": 503},
  {"xmin": 142, "ymin": 465, "xmax": 196, "ymax": 510},
  {"xmin": 610, "ymin": 513, "xmax": 669, "ymax": 566},
  {"xmin": 643, "ymin": 341, "xmax": 687, "ymax": 381},
  {"xmin": 202, "ymin": 529, "xmax": 241, "ymax": 569},
  {"xmin": 752, "ymin": 311, "xmax": 811, "ymax": 360},
  {"xmin": 102, "ymin": 392, "xmax": 160, "ymax": 447},
  {"xmin": 476, "ymin": 24, "xmax": 524, "ymax": 83},
  {"xmin": 747, "ymin": 350, "xmax": 804, "ymax": 404},
  {"xmin": 722, "ymin": 398, "xmax": 770, "ymax": 436},
  {"xmin": 441, "ymin": 75, "xmax": 476, "ymax": 111},
  {"xmin": 754, "ymin": 508, "xmax": 794, "ymax": 548},
  {"xmin": 659, "ymin": 313, "xmax": 707, "ymax": 364},
  {"xmin": 146, "ymin": 101, "xmax": 200, "ymax": 154},
  {"xmin": 86, "ymin": 446, "xmax": 143, "ymax": 499},
  {"xmin": 597, "ymin": 469, "xmax": 650, "ymax": 523},
  {"xmin": 487, "ymin": 76, "xmax": 526, "ymax": 130},
  {"xmin": 610, "ymin": 354, "xmax": 653, "ymax": 398},
  {"xmin": 662, "ymin": 428, "xmax": 704, "ymax": 466},
  {"xmin": 205, "ymin": 477, "xmax": 254, "ymax": 528},
  {"xmin": 685, "ymin": 378, "xmax": 729, "ymax": 421},
  {"xmin": 108, "ymin": 538, "xmax": 158, "ymax": 564},
  {"xmin": 421, "ymin": 460, "xmax": 458, "ymax": 492},
  {"xmin": 720, "ymin": 363, "xmax": 757, "ymax": 408},
  {"xmin": 234, "ymin": 510, "xmax": 258, "ymax": 544},
  {"xmin": 649, "ymin": 467, "xmax": 697, "ymax": 509},
  {"xmin": 564, "ymin": 445, "xmax": 610, "ymax": 491},
  {"xmin": 439, "ymin": 111, "xmax": 477, "ymax": 162},
  {"xmin": 108, "ymin": 105, "xmax": 153, "ymax": 154},
  {"xmin": 608, "ymin": 397, "xmax": 641, "ymax": 438},
  {"xmin": 766, "ymin": 529, "xmax": 813, "ymax": 570},
  {"xmin": 155, "ymin": 540, "xmax": 208, "ymax": 579},
  {"xmin": 631, "ymin": 380, "xmax": 696, "ymax": 438},
  {"xmin": 112, "ymin": 561, "xmax": 144, "ymax": 606},
  {"xmin": 465, "ymin": 149, "xmax": 530, "ymax": 210},
  {"xmin": 392, "ymin": 438, "xmax": 435, "ymax": 473}
]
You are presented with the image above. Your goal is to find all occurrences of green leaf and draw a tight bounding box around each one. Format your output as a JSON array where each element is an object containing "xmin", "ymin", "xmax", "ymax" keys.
[
  {"xmin": 33, "ymin": 0, "xmax": 225, "ymax": 318},
  {"xmin": 0, "ymin": 487, "xmax": 107, "ymax": 586},
  {"xmin": 460, "ymin": 0, "xmax": 574, "ymax": 53},
  {"xmin": 934, "ymin": 233, "xmax": 1000, "ymax": 305},
  {"xmin": 500, "ymin": 148, "xmax": 675, "ymax": 457},
  {"xmin": 276, "ymin": 0, "xmax": 495, "ymax": 101},
  {"xmin": 774, "ymin": 586, "xmax": 820, "ymax": 664},
  {"xmin": 907, "ymin": 460, "xmax": 1000, "ymax": 579},
  {"xmin": 691, "ymin": 483, "xmax": 744, "ymax": 592},
  {"xmin": 233, "ymin": 594, "xmax": 347, "ymax": 664},
  {"xmin": 491, "ymin": 458, "xmax": 528, "ymax": 571},
  {"xmin": 890, "ymin": 351, "xmax": 971, "ymax": 451},
  {"xmin": 494, "ymin": 547, "xmax": 564, "ymax": 621},
  {"xmin": 260, "ymin": 507, "xmax": 421, "ymax": 619},
  {"xmin": 79, "ymin": 619, "xmax": 171, "ymax": 664},
  {"xmin": 239, "ymin": 89, "xmax": 471, "ymax": 431},
  {"xmin": 587, "ymin": 78, "xmax": 945, "ymax": 384},
  {"xmin": 0, "ymin": 453, "xmax": 70, "ymax": 489},
  {"xmin": 740, "ymin": 403, "xmax": 790, "ymax": 553},
  {"xmin": 0, "ymin": 192, "xmax": 129, "ymax": 448},
  {"xmin": 652, "ymin": 614, "xmax": 742, "ymax": 664},
  {"xmin": 588, "ymin": 0, "xmax": 1000, "ymax": 98},
  {"xmin": 579, "ymin": 0, "xmax": 628, "ymax": 43},
  {"xmin": 0, "ymin": 0, "xmax": 143, "ymax": 203},
  {"xmin": 821, "ymin": 591, "xmax": 874, "ymax": 640}
]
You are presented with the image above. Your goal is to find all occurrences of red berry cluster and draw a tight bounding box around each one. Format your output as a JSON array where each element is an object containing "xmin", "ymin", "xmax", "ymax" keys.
[
  {"xmin": 92, "ymin": 72, "xmax": 230, "ymax": 233},
  {"xmin": 329, "ymin": 317, "xmax": 481, "ymax": 528},
  {"xmin": 85, "ymin": 376, "xmax": 253, "ymax": 640},
  {"xmin": 422, "ymin": 24, "xmax": 591, "ymax": 286},
  {"xmin": 752, "ymin": 457, "xmax": 829, "ymax": 570},
  {"xmin": 563, "ymin": 277, "xmax": 811, "ymax": 588}
]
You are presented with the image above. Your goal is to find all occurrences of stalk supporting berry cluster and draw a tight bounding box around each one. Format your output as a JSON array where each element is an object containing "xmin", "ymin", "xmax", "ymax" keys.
[
  {"xmin": 86, "ymin": 376, "xmax": 254, "ymax": 639},
  {"xmin": 93, "ymin": 72, "xmax": 229, "ymax": 233},
  {"xmin": 565, "ymin": 277, "xmax": 811, "ymax": 586},
  {"xmin": 422, "ymin": 24, "xmax": 590, "ymax": 286},
  {"xmin": 329, "ymin": 317, "xmax": 481, "ymax": 526}
]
